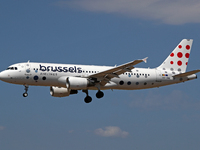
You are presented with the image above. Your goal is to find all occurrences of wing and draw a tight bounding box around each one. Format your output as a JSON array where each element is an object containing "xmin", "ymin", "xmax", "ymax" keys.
[{"xmin": 89, "ymin": 57, "xmax": 148, "ymax": 86}]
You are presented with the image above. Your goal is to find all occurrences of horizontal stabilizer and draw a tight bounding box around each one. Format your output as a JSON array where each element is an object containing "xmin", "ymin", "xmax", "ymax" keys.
[{"xmin": 173, "ymin": 69, "xmax": 200, "ymax": 77}]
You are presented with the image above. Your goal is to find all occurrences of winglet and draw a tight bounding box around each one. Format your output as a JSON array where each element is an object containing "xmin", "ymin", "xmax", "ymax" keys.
[{"xmin": 143, "ymin": 57, "xmax": 148, "ymax": 63}]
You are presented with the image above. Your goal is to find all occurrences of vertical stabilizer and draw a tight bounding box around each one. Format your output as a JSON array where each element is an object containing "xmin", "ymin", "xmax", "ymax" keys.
[{"xmin": 157, "ymin": 39, "xmax": 193, "ymax": 73}]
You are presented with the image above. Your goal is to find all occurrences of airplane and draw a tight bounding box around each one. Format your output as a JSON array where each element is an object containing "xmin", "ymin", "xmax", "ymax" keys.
[{"xmin": 0, "ymin": 39, "xmax": 200, "ymax": 103}]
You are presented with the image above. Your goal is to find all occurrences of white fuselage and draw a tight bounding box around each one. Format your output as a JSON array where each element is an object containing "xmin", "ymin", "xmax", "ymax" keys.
[
  {"xmin": 0, "ymin": 39, "xmax": 200, "ymax": 103},
  {"xmin": 0, "ymin": 62, "xmax": 196, "ymax": 91},
  {"xmin": 0, "ymin": 39, "xmax": 198, "ymax": 103}
]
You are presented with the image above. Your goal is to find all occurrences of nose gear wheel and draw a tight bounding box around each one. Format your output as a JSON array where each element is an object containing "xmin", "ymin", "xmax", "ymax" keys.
[{"xmin": 23, "ymin": 85, "xmax": 29, "ymax": 97}]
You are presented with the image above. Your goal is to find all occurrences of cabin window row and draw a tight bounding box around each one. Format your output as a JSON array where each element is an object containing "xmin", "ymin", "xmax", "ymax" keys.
[
  {"xmin": 82, "ymin": 71, "xmax": 99, "ymax": 73},
  {"xmin": 81, "ymin": 71, "xmax": 150, "ymax": 77},
  {"xmin": 123, "ymin": 73, "xmax": 150, "ymax": 76}
]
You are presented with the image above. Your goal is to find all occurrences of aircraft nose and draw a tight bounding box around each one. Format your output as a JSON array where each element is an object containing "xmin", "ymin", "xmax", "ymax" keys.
[
  {"xmin": 0, "ymin": 71, "xmax": 9, "ymax": 81},
  {"xmin": 0, "ymin": 71, "xmax": 3, "ymax": 80}
]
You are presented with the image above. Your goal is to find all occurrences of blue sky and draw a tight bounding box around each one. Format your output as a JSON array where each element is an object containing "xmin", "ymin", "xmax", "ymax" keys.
[{"xmin": 1, "ymin": 0, "xmax": 200, "ymax": 150}]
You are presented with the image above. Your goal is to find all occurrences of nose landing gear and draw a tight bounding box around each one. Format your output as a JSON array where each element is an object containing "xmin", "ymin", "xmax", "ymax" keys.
[{"xmin": 23, "ymin": 85, "xmax": 29, "ymax": 97}]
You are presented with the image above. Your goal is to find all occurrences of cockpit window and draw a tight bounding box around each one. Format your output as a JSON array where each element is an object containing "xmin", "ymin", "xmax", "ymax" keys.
[{"xmin": 6, "ymin": 67, "xmax": 18, "ymax": 70}]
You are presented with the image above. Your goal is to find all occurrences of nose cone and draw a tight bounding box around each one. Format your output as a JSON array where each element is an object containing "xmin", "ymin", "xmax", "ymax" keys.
[{"xmin": 0, "ymin": 71, "xmax": 10, "ymax": 82}]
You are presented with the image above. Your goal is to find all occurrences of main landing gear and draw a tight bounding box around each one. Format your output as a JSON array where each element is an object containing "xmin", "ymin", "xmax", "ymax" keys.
[
  {"xmin": 23, "ymin": 85, "xmax": 29, "ymax": 97},
  {"xmin": 82, "ymin": 90, "xmax": 104, "ymax": 103},
  {"xmin": 82, "ymin": 90, "xmax": 92, "ymax": 103},
  {"xmin": 96, "ymin": 90, "xmax": 104, "ymax": 99}
]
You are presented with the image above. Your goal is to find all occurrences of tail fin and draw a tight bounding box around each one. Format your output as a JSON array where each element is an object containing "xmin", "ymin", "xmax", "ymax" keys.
[{"xmin": 157, "ymin": 39, "xmax": 193, "ymax": 73}]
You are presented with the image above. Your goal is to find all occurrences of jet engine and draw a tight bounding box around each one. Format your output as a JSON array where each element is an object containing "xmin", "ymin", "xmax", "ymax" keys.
[
  {"xmin": 50, "ymin": 86, "xmax": 78, "ymax": 97},
  {"xmin": 50, "ymin": 86, "xmax": 70, "ymax": 97},
  {"xmin": 67, "ymin": 77, "xmax": 89, "ymax": 89},
  {"xmin": 58, "ymin": 76, "xmax": 90, "ymax": 90}
]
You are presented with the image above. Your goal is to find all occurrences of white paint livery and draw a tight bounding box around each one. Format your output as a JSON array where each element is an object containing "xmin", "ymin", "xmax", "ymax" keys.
[{"xmin": 0, "ymin": 39, "xmax": 199, "ymax": 103}]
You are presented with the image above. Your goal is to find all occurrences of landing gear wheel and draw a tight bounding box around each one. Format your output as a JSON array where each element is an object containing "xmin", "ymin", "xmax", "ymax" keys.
[
  {"xmin": 84, "ymin": 96, "xmax": 92, "ymax": 103},
  {"xmin": 23, "ymin": 85, "xmax": 29, "ymax": 97},
  {"xmin": 96, "ymin": 91, "xmax": 104, "ymax": 99},
  {"xmin": 23, "ymin": 93, "xmax": 28, "ymax": 97}
]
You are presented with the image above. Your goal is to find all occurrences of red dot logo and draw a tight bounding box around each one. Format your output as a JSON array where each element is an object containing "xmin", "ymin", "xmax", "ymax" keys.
[
  {"xmin": 177, "ymin": 61, "xmax": 182, "ymax": 66},
  {"xmin": 178, "ymin": 45, "xmax": 182, "ymax": 49},
  {"xmin": 170, "ymin": 53, "xmax": 174, "ymax": 57},
  {"xmin": 186, "ymin": 62, "xmax": 188, "ymax": 65},
  {"xmin": 186, "ymin": 45, "xmax": 190, "ymax": 50},
  {"xmin": 185, "ymin": 53, "xmax": 190, "ymax": 58},
  {"xmin": 177, "ymin": 52, "xmax": 183, "ymax": 58},
  {"xmin": 170, "ymin": 61, "xmax": 174, "ymax": 64}
]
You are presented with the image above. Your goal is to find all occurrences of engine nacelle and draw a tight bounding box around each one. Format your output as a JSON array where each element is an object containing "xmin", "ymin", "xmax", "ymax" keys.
[
  {"xmin": 67, "ymin": 77, "xmax": 89, "ymax": 90},
  {"xmin": 50, "ymin": 86, "xmax": 70, "ymax": 97},
  {"xmin": 58, "ymin": 76, "xmax": 89, "ymax": 90}
]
